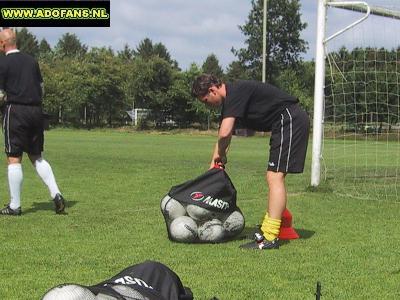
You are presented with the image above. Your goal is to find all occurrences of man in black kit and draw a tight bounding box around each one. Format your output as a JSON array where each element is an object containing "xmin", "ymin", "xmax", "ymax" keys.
[
  {"xmin": 0, "ymin": 28, "xmax": 66, "ymax": 216},
  {"xmin": 192, "ymin": 74, "xmax": 309, "ymax": 249}
]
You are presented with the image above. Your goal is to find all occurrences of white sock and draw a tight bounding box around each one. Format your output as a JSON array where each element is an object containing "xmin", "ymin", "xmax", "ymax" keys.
[
  {"xmin": 34, "ymin": 158, "xmax": 61, "ymax": 199},
  {"xmin": 8, "ymin": 163, "xmax": 23, "ymax": 209}
]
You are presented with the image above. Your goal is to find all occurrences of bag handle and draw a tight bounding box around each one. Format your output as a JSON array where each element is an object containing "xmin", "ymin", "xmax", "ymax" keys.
[{"xmin": 213, "ymin": 163, "xmax": 225, "ymax": 169}]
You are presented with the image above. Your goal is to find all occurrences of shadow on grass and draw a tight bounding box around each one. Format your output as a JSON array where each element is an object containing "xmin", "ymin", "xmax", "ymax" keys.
[
  {"xmin": 241, "ymin": 225, "xmax": 315, "ymax": 240},
  {"xmin": 306, "ymin": 183, "xmax": 334, "ymax": 194},
  {"xmin": 164, "ymin": 226, "xmax": 256, "ymax": 245},
  {"xmin": 23, "ymin": 200, "xmax": 77, "ymax": 215},
  {"xmin": 295, "ymin": 228, "xmax": 316, "ymax": 239},
  {"xmin": 165, "ymin": 226, "xmax": 316, "ymax": 246}
]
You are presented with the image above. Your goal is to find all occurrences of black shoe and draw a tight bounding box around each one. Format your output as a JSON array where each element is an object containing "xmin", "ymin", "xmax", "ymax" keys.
[
  {"xmin": 1, "ymin": 204, "xmax": 22, "ymax": 216},
  {"xmin": 254, "ymin": 233, "xmax": 279, "ymax": 250},
  {"xmin": 260, "ymin": 238, "xmax": 279, "ymax": 249},
  {"xmin": 53, "ymin": 194, "xmax": 66, "ymax": 214}
]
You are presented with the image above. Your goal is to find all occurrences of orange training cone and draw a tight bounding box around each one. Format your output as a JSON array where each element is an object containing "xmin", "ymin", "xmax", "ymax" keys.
[{"xmin": 278, "ymin": 208, "xmax": 299, "ymax": 240}]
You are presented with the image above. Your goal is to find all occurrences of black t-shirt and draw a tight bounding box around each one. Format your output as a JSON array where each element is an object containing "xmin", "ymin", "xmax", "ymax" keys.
[
  {"xmin": 222, "ymin": 80, "xmax": 298, "ymax": 131},
  {"xmin": 0, "ymin": 51, "xmax": 43, "ymax": 105}
]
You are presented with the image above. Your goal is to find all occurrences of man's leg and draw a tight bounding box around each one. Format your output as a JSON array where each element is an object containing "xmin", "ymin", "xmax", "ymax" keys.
[
  {"xmin": 29, "ymin": 154, "xmax": 61, "ymax": 198},
  {"xmin": 267, "ymin": 171, "xmax": 287, "ymax": 219},
  {"xmin": 260, "ymin": 171, "xmax": 287, "ymax": 243},
  {"xmin": 7, "ymin": 156, "xmax": 23, "ymax": 211},
  {"xmin": 29, "ymin": 154, "xmax": 65, "ymax": 213}
]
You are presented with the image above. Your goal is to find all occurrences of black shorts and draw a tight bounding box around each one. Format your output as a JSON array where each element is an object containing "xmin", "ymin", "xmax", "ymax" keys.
[
  {"xmin": 268, "ymin": 104, "xmax": 309, "ymax": 173},
  {"xmin": 3, "ymin": 104, "xmax": 44, "ymax": 157}
]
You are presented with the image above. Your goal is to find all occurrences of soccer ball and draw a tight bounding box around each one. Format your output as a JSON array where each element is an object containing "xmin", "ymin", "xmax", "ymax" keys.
[
  {"xmin": 223, "ymin": 210, "xmax": 245, "ymax": 237},
  {"xmin": 198, "ymin": 219, "xmax": 225, "ymax": 242},
  {"xmin": 169, "ymin": 216, "xmax": 198, "ymax": 242},
  {"xmin": 95, "ymin": 293, "xmax": 118, "ymax": 300},
  {"xmin": 42, "ymin": 284, "xmax": 96, "ymax": 300},
  {"xmin": 96, "ymin": 284, "xmax": 149, "ymax": 300},
  {"xmin": 186, "ymin": 204, "xmax": 216, "ymax": 221},
  {"xmin": 160, "ymin": 195, "xmax": 186, "ymax": 220}
]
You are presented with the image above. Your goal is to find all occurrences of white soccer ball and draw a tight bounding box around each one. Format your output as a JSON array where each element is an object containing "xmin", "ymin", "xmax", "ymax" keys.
[
  {"xmin": 169, "ymin": 216, "xmax": 198, "ymax": 242},
  {"xmin": 42, "ymin": 284, "xmax": 96, "ymax": 300},
  {"xmin": 198, "ymin": 219, "xmax": 225, "ymax": 242},
  {"xmin": 95, "ymin": 293, "xmax": 118, "ymax": 300},
  {"xmin": 186, "ymin": 204, "xmax": 216, "ymax": 221},
  {"xmin": 160, "ymin": 195, "xmax": 186, "ymax": 220},
  {"xmin": 223, "ymin": 210, "xmax": 245, "ymax": 237},
  {"xmin": 105, "ymin": 285, "xmax": 147, "ymax": 300}
]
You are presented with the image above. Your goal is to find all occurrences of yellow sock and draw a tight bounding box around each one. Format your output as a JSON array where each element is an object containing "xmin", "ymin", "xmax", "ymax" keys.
[
  {"xmin": 261, "ymin": 214, "xmax": 281, "ymax": 241},
  {"xmin": 260, "ymin": 212, "xmax": 269, "ymax": 235}
]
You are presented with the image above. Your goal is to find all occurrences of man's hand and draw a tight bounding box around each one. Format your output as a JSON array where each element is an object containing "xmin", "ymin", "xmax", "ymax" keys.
[
  {"xmin": 0, "ymin": 89, "xmax": 7, "ymax": 102},
  {"xmin": 208, "ymin": 117, "xmax": 235, "ymax": 169},
  {"xmin": 209, "ymin": 155, "xmax": 227, "ymax": 169}
]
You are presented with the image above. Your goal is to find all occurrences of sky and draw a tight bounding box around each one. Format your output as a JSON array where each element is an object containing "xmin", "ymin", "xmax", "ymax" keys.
[{"xmin": 25, "ymin": 0, "xmax": 400, "ymax": 70}]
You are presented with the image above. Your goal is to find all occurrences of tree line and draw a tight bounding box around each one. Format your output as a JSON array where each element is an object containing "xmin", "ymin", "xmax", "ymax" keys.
[
  {"xmin": 4, "ymin": 0, "xmax": 397, "ymax": 131},
  {"xmin": 4, "ymin": 1, "xmax": 314, "ymax": 129},
  {"xmin": 325, "ymin": 46, "xmax": 400, "ymax": 131}
]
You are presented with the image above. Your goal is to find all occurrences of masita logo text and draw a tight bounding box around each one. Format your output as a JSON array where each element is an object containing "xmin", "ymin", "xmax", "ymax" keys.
[{"xmin": 190, "ymin": 191, "xmax": 230, "ymax": 210}]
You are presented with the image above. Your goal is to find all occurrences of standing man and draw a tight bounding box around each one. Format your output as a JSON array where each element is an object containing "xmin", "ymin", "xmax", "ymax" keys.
[
  {"xmin": 192, "ymin": 74, "xmax": 309, "ymax": 249},
  {"xmin": 0, "ymin": 28, "xmax": 66, "ymax": 216}
]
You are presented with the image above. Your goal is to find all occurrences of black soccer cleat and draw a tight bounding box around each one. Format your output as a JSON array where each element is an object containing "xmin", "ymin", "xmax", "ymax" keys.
[
  {"xmin": 0, "ymin": 204, "xmax": 22, "ymax": 216},
  {"xmin": 254, "ymin": 232, "xmax": 279, "ymax": 250},
  {"xmin": 53, "ymin": 193, "xmax": 66, "ymax": 214},
  {"xmin": 260, "ymin": 238, "xmax": 279, "ymax": 250}
]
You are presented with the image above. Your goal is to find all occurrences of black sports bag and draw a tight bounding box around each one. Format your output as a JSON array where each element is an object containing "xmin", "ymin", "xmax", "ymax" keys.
[
  {"xmin": 42, "ymin": 260, "xmax": 193, "ymax": 300},
  {"xmin": 89, "ymin": 260, "xmax": 193, "ymax": 300},
  {"xmin": 168, "ymin": 167, "xmax": 237, "ymax": 213},
  {"xmin": 161, "ymin": 167, "xmax": 245, "ymax": 243}
]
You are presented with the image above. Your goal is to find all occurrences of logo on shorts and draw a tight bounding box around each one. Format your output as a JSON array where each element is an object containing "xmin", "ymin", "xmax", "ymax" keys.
[
  {"xmin": 268, "ymin": 162, "xmax": 275, "ymax": 167},
  {"xmin": 190, "ymin": 192, "xmax": 205, "ymax": 201}
]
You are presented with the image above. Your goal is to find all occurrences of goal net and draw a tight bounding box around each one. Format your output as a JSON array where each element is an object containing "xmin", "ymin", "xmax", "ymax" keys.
[{"xmin": 319, "ymin": 0, "xmax": 400, "ymax": 201}]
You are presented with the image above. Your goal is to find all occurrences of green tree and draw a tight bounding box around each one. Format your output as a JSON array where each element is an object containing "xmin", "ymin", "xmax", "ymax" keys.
[
  {"xmin": 129, "ymin": 56, "xmax": 174, "ymax": 126},
  {"xmin": 275, "ymin": 61, "xmax": 314, "ymax": 113},
  {"xmin": 233, "ymin": 0, "xmax": 308, "ymax": 82},
  {"xmin": 134, "ymin": 38, "xmax": 154, "ymax": 60},
  {"xmin": 226, "ymin": 60, "xmax": 250, "ymax": 81},
  {"xmin": 85, "ymin": 47, "xmax": 124, "ymax": 127},
  {"xmin": 117, "ymin": 44, "xmax": 134, "ymax": 61},
  {"xmin": 202, "ymin": 54, "xmax": 224, "ymax": 78},
  {"xmin": 324, "ymin": 47, "xmax": 400, "ymax": 128},
  {"xmin": 38, "ymin": 38, "xmax": 52, "ymax": 60},
  {"xmin": 134, "ymin": 38, "xmax": 178, "ymax": 68},
  {"xmin": 153, "ymin": 43, "xmax": 171, "ymax": 62},
  {"xmin": 16, "ymin": 28, "xmax": 39, "ymax": 57},
  {"xmin": 55, "ymin": 33, "xmax": 87, "ymax": 58},
  {"xmin": 40, "ymin": 58, "xmax": 80, "ymax": 125},
  {"xmin": 39, "ymin": 38, "xmax": 51, "ymax": 53},
  {"xmin": 185, "ymin": 63, "xmax": 219, "ymax": 129},
  {"xmin": 118, "ymin": 55, "xmax": 136, "ymax": 120}
]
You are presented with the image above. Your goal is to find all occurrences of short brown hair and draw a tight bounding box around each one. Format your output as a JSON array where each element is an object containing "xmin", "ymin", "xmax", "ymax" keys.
[{"xmin": 191, "ymin": 74, "xmax": 222, "ymax": 97}]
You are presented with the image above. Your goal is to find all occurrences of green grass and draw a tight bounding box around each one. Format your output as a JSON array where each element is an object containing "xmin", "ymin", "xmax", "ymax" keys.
[
  {"xmin": 0, "ymin": 129, "xmax": 399, "ymax": 299},
  {"xmin": 321, "ymin": 138, "xmax": 400, "ymax": 200}
]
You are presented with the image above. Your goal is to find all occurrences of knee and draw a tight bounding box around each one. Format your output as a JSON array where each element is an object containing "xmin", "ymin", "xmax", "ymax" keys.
[
  {"xmin": 266, "ymin": 171, "xmax": 286, "ymax": 186},
  {"xmin": 28, "ymin": 154, "xmax": 42, "ymax": 165},
  {"xmin": 7, "ymin": 156, "xmax": 21, "ymax": 165}
]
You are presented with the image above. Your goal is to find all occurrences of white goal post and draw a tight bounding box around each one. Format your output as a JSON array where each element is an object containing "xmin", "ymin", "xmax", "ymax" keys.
[{"xmin": 311, "ymin": 0, "xmax": 400, "ymax": 192}]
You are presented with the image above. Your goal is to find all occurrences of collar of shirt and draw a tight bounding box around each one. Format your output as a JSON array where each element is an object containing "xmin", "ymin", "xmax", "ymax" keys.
[{"xmin": 6, "ymin": 49, "xmax": 20, "ymax": 56}]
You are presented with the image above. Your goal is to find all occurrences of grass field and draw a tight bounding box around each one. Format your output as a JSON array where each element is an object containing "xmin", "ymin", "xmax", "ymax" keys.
[
  {"xmin": 321, "ymin": 138, "xmax": 400, "ymax": 201},
  {"xmin": 0, "ymin": 129, "xmax": 399, "ymax": 299}
]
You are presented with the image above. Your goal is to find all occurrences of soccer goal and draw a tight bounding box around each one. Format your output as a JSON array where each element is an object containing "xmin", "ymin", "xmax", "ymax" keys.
[{"xmin": 311, "ymin": 0, "xmax": 400, "ymax": 201}]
